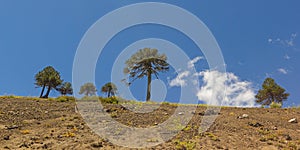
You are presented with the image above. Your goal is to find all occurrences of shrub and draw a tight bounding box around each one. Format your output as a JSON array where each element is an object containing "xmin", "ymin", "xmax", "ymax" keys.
[
  {"xmin": 161, "ymin": 101, "xmax": 170, "ymax": 105},
  {"xmin": 56, "ymin": 96, "xmax": 75, "ymax": 102},
  {"xmin": 270, "ymin": 102, "xmax": 282, "ymax": 108},
  {"xmin": 99, "ymin": 96, "xmax": 119, "ymax": 104}
]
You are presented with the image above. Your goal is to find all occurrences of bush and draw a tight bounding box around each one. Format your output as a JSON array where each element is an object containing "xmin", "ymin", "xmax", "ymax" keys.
[
  {"xmin": 56, "ymin": 96, "xmax": 75, "ymax": 102},
  {"xmin": 99, "ymin": 96, "xmax": 119, "ymax": 104},
  {"xmin": 270, "ymin": 102, "xmax": 282, "ymax": 108}
]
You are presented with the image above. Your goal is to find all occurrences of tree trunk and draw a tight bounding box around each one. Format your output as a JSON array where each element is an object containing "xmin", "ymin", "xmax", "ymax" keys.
[
  {"xmin": 43, "ymin": 86, "xmax": 51, "ymax": 98},
  {"xmin": 39, "ymin": 84, "xmax": 46, "ymax": 98},
  {"xmin": 146, "ymin": 70, "xmax": 151, "ymax": 102},
  {"xmin": 108, "ymin": 89, "xmax": 111, "ymax": 97}
]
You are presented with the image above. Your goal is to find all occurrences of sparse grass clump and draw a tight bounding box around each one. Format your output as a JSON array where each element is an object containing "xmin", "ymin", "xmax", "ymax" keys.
[
  {"xmin": 110, "ymin": 112, "xmax": 118, "ymax": 118},
  {"xmin": 257, "ymin": 128, "xmax": 271, "ymax": 135},
  {"xmin": 260, "ymin": 134, "xmax": 279, "ymax": 142},
  {"xmin": 56, "ymin": 96, "xmax": 75, "ymax": 102},
  {"xmin": 0, "ymin": 95, "xmax": 23, "ymax": 99},
  {"xmin": 146, "ymin": 138, "xmax": 159, "ymax": 142},
  {"xmin": 183, "ymin": 125, "xmax": 192, "ymax": 131},
  {"xmin": 173, "ymin": 139, "xmax": 196, "ymax": 150},
  {"xmin": 20, "ymin": 130, "xmax": 30, "ymax": 134},
  {"xmin": 205, "ymin": 132, "xmax": 220, "ymax": 141},
  {"xmin": 62, "ymin": 132, "xmax": 76, "ymax": 137}
]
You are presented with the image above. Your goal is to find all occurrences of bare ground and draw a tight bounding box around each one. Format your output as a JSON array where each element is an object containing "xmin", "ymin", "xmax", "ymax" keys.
[{"xmin": 0, "ymin": 98, "xmax": 300, "ymax": 150}]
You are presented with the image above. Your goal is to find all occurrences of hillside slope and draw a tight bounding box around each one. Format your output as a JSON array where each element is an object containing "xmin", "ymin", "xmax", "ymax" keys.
[{"xmin": 0, "ymin": 98, "xmax": 299, "ymax": 150}]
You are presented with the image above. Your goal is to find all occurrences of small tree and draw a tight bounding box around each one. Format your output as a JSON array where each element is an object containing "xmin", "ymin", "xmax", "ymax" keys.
[
  {"xmin": 124, "ymin": 48, "xmax": 169, "ymax": 101},
  {"xmin": 255, "ymin": 78, "xmax": 289, "ymax": 107},
  {"xmin": 35, "ymin": 66, "xmax": 63, "ymax": 98},
  {"xmin": 79, "ymin": 83, "xmax": 97, "ymax": 96},
  {"xmin": 56, "ymin": 82, "xmax": 73, "ymax": 96},
  {"xmin": 101, "ymin": 82, "xmax": 117, "ymax": 97}
]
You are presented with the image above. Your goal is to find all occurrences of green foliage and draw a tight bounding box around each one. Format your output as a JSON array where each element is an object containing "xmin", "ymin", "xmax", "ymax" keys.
[
  {"xmin": 99, "ymin": 96, "xmax": 119, "ymax": 104},
  {"xmin": 255, "ymin": 78, "xmax": 289, "ymax": 107},
  {"xmin": 124, "ymin": 48, "xmax": 169, "ymax": 101},
  {"xmin": 79, "ymin": 83, "xmax": 97, "ymax": 96},
  {"xmin": 56, "ymin": 82, "xmax": 73, "ymax": 96},
  {"xmin": 35, "ymin": 66, "xmax": 63, "ymax": 98},
  {"xmin": 101, "ymin": 82, "xmax": 117, "ymax": 97},
  {"xmin": 56, "ymin": 96, "xmax": 75, "ymax": 102},
  {"xmin": 270, "ymin": 102, "xmax": 282, "ymax": 108}
]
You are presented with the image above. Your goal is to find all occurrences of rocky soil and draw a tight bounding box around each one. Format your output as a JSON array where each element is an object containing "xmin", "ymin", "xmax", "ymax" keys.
[{"xmin": 0, "ymin": 98, "xmax": 300, "ymax": 150}]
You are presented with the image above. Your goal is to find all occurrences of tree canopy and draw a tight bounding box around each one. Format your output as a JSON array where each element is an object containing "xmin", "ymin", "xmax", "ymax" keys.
[
  {"xmin": 124, "ymin": 48, "xmax": 169, "ymax": 101},
  {"xmin": 101, "ymin": 82, "xmax": 117, "ymax": 97},
  {"xmin": 35, "ymin": 66, "xmax": 63, "ymax": 98},
  {"xmin": 255, "ymin": 77, "xmax": 289, "ymax": 107},
  {"xmin": 79, "ymin": 83, "xmax": 97, "ymax": 96},
  {"xmin": 56, "ymin": 82, "xmax": 73, "ymax": 96}
]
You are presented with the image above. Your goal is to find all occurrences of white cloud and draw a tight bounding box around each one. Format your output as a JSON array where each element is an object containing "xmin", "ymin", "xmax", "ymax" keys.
[
  {"xmin": 169, "ymin": 71, "xmax": 190, "ymax": 87},
  {"xmin": 268, "ymin": 38, "xmax": 273, "ymax": 43},
  {"xmin": 187, "ymin": 56, "xmax": 204, "ymax": 69},
  {"xmin": 269, "ymin": 33, "xmax": 297, "ymax": 47},
  {"xmin": 169, "ymin": 57, "xmax": 256, "ymax": 107},
  {"xmin": 286, "ymin": 33, "xmax": 297, "ymax": 47},
  {"xmin": 268, "ymin": 33, "xmax": 297, "ymax": 61},
  {"xmin": 278, "ymin": 68, "xmax": 288, "ymax": 74},
  {"xmin": 284, "ymin": 54, "xmax": 291, "ymax": 60},
  {"xmin": 197, "ymin": 70, "xmax": 256, "ymax": 107},
  {"xmin": 169, "ymin": 56, "xmax": 204, "ymax": 87}
]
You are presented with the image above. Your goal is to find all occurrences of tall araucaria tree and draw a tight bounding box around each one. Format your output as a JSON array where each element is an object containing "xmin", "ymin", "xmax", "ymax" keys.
[
  {"xmin": 101, "ymin": 82, "xmax": 117, "ymax": 97},
  {"xmin": 79, "ymin": 83, "xmax": 97, "ymax": 96},
  {"xmin": 35, "ymin": 66, "xmax": 63, "ymax": 98},
  {"xmin": 56, "ymin": 82, "xmax": 73, "ymax": 96},
  {"xmin": 124, "ymin": 48, "xmax": 169, "ymax": 102}
]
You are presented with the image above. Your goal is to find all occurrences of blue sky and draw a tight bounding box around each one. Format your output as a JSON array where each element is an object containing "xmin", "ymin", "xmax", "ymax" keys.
[{"xmin": 0, "ymin": 1, "xmax": 299, "ymax": 107}]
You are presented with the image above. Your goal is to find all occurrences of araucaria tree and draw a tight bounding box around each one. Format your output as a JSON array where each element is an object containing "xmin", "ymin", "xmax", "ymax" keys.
[
  {"xmin": 35, "ymin": 66, "xmax": 63, "ymax": 98},
  {"xmin": 79, "ymin": 83, "xmax": 97, "ymax": 96},
  {"xmin": 56, "ymin": 82, "xmax": 73, "ymax": 96},
  {"xmin": 101, "ymin": 82, "xmax": 117, "ymax": 97},
  {"xmin": 124, "ymin": 48, "xmax": 169, "ymax": 102},
  {"xmin": 255, "ymin": 78, "xmax": 289, "ymax": 107}
]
